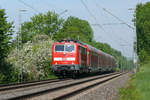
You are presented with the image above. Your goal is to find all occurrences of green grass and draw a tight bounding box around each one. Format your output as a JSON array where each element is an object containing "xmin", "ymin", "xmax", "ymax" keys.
[{"xmin": 119, "ymin": 62, "xmax": 150, "ymax": 100}]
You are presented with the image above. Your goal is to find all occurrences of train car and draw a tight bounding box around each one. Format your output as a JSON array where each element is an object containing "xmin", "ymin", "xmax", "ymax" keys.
[{"xmin": 51, "ymin": 40, "xmax": 116, "ymax": 77}]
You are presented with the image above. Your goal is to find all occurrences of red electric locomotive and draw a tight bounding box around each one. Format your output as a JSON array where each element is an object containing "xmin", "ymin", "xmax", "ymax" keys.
[{"xmin": 51, "ymin": 40, "xmax": 116, "ymax": 77}]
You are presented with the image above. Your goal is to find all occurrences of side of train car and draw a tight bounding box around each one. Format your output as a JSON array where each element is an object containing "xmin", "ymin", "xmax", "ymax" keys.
[{"xmin": 51, "ymin": 40, "xmax": 116, "ymax": 77}]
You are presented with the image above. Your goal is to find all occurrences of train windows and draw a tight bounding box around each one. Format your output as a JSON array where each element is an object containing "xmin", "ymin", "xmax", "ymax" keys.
[
  {"xmin": 103, "ymin": 55, "xmax": 106, "ymax": 67},
  {"xmin": 107, "ymin": 57, "xmax": 109, "ymax": 67},
  {"xmin": 65, "ymin": 45, "xmax": 75, "ymax": 52},
  {"xmin": 95, "ymin": 55, "xmax": 98, "ymax": 67},
  {"xmin": 55, "ymin": 44, "xmax": 75, "ymax": 52},
  {"xmin": 80, "ymin": 46, "xmax": 87, "ymax": 54},
  {"xmin": 99, "ymin": 55, "xmax": 101, "ymax": 67},
  {"xmin": 89, "ymin": 51, "xmax": 91, "ymax": 66},
  {"xmin": 84, "ymin": 48, "xmax": 87, "ymax": 54},
  {"xmin": 55, "ymin": 45, "xmax": 64, "ymax": 52}
]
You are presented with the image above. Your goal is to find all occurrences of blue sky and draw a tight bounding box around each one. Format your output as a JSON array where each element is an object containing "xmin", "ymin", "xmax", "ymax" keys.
[{"xmin": 0, "ymin": 0, "xmax": 149, "ymax": 57}]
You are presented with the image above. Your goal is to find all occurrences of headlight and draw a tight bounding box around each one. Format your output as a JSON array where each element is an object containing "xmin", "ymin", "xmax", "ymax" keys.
[
  {"xmin": 54, "ymin": 57, "xmax": 62, "ymax": 61},
  {"xmin": 66, "ymin": 57, "xmax": 75, "ymax": 61}
]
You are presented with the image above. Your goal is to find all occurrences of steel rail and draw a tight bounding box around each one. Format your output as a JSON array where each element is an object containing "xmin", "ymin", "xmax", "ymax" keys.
[
  {"xmin": 54, "ymin": 72, "xmax": 127, "ymax": 100},
  {"xmin": 6, "ymin": 72, "xmax": 127, "ymax": 100},
  {"xmin": 0, "ymin": 78, "xmax": 70, "ymax": 92}
]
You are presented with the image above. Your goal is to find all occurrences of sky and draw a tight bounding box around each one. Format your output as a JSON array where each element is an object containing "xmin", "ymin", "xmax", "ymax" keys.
[{"xmin": 0, "ymin": 0, "xmax": 149, "ymax": 57}]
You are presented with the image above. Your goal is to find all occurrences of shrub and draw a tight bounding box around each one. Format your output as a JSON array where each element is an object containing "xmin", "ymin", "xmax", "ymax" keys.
[{"xmin": 7, "ymin": 34, "xmax": 56, "ymax": 82}]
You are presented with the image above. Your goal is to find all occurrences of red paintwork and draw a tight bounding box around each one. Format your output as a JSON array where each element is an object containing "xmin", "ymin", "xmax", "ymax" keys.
[
  {"xmin": 51, "ymin": 41, "xmax": 116, "ymax": 68},
  {"xmin": 52, "ymin": 42, "xmax": 79, "ymax": 65}
]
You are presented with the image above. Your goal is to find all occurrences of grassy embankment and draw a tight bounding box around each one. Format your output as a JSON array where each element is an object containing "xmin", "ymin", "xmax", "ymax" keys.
[{"xmin": 119, "ymin": 62, "xmax": 150, "ymax": 100}]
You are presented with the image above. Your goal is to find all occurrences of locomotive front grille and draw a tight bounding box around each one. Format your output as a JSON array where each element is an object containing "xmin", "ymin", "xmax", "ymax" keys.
[{"xmin": 52, "ymin": 64, "xmax": 79, "ymax": 72}]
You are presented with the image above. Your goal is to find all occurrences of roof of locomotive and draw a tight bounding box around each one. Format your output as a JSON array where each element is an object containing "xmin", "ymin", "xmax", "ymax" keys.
[
  {"xmin": 54, "ymin": 40, "xmax": 114, "ymax": 59},
  {"xmin": 53, "ymin": 40, "xmax": 78, "ymax": 47},
  {"xmin": 53, "ymin": 40, "xmax": 87, "ymax": 47}
]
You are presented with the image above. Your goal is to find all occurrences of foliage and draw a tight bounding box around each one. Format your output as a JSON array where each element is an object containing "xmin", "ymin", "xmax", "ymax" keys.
[
  {"xmin": 21, "ymin": 11, "xmax": 64, "ymax": 43},
  {"xmin": 0, "ymin": 9, "xmax": 13, "ymax": 62},
  {"xmin": 0, "ymin": 9, "xmax": 15, "ymax": 84},
  {"xmin": 8, "ymin": 34, "xmax": 56, "ymax": 82},
  {"xmin": 0, "ymin": 61, "xmax": 19, "ymax": 84},
  {"xmin": 135, "ymin": 2, "xmax": 150, "ymax": 63},
  {"xmin": 54, "ymin": 16, "xmax": 93, "ymax": 42},
  {"xmin": 138, "ymin": 49, "xmax": 150, "ymax": 64}
]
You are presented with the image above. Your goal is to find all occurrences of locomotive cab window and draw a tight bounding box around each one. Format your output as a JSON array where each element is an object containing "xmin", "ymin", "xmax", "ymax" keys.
[
  {"xmin": 65, "ymin": 45, "xmax": 75, "ymax": 52},
  {"xmin": 55, "ymin": 45, "xmax": 64, "ymax": 52},
  {"xmin": 55, "ymin": 44, "xmax": 75, "ymax": 52}
]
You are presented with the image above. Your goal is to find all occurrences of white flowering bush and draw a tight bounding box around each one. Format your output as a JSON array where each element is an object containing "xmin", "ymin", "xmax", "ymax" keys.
[{"xmin": 8, "ymin": 34, "xmax": 55, "ymax": 81}]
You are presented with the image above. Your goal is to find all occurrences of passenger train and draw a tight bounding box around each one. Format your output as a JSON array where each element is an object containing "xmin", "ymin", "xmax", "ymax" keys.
[{"xmin": 51, "ymin": 40, "xmax": 116, "ymax": 77}]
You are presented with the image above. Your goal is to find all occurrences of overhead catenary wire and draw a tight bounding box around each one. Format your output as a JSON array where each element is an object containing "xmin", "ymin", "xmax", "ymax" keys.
[
  {"xmin": 18, "ymin": 0, "xmax": 40, "ymax": 13},
  {"xmin": 80, "ymin": 0, "xmax": 105, "ymax": 31},
  {"xmin": 43, "ymin": 0, "xmax": 69, "ymax": 14},
  {"xmin": 101, "ymin": 8, "xmax": 135, "ymax": 58},
  {"xmin": 103, "ymin": 8, "xmax": 134, "ymax": 30},
  {"xmin": 92, "ymin": 0, "xmax": 132, "ymax": 44},
  {"xmin": 102, "ymin": 8, "xmax": 135, "ymax": 46},
  {"xmin": 80, "ymin": 0, "xmax": 130, "ymax": 48},
  {"xmin": 91, "ymin": 1, "xmax": 118, "ymax": 41},
  {"xmin": 84, "ymin": 0, "xmax": 133, "ymax": 58},
  {"xmin": 94, "ymin": 0, "xmax": 134, "ymax": 30}
]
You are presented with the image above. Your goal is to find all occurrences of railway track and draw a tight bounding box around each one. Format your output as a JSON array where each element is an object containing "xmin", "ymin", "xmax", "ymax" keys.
[
  {"xmin": 0, "ymin": 72, "xmax": 128, "ymax": 100},
  {"xmin": 53, "ymin": 72, "xmax": 127, "ymax": 100},
  {"xmin": 0, "ymin": 78, "xmax": 70, "ymax": 92}
]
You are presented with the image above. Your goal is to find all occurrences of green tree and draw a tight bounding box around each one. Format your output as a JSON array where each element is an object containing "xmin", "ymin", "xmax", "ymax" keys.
[
  {"xmin": 0, "ymin": 9, "xmax": 13, "ymax": 61},
  {"xmin": 54, "ymin": 16, "xmax": 94, "ymax": 42},
  {"xmin": 21, "ymin": 11, "xmax": 64, "ymax": 43},
  {"xmin": 0, "ymin": 9, "xmax": 15, "ymax": 83},
  {"xmin": 136, "ymin": 2, "xmax": 150, "ymax": 63}
]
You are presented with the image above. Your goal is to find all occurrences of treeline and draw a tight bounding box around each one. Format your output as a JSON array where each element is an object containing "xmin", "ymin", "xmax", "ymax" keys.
[
  {"xmin": 0, "ymin": 9, "xmax": 132, "ymax": 84},
  {"xmin": 135, "ymin": 2, "xmax": 150, "ymax": 64}
]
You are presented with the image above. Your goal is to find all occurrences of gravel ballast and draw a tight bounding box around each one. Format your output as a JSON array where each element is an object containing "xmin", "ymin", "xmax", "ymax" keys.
[{"xmin": 69, "ymin": 72, "xmax": 131, "ymax": 100}]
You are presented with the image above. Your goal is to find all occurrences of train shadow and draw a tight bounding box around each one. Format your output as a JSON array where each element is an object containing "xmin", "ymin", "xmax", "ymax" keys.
[{"xmin": 61, "ymin": 71, "xmax": 114, "ymax": 79}]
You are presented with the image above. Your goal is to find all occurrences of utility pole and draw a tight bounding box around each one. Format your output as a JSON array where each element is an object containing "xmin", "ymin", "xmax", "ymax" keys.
[
  {"xmin": 18, "ymin": 9, "xmax": 27, "ymax": 82},
  {"xmin": 128, "ymin": 8, "xmax": 138, "ymax": 72}
]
